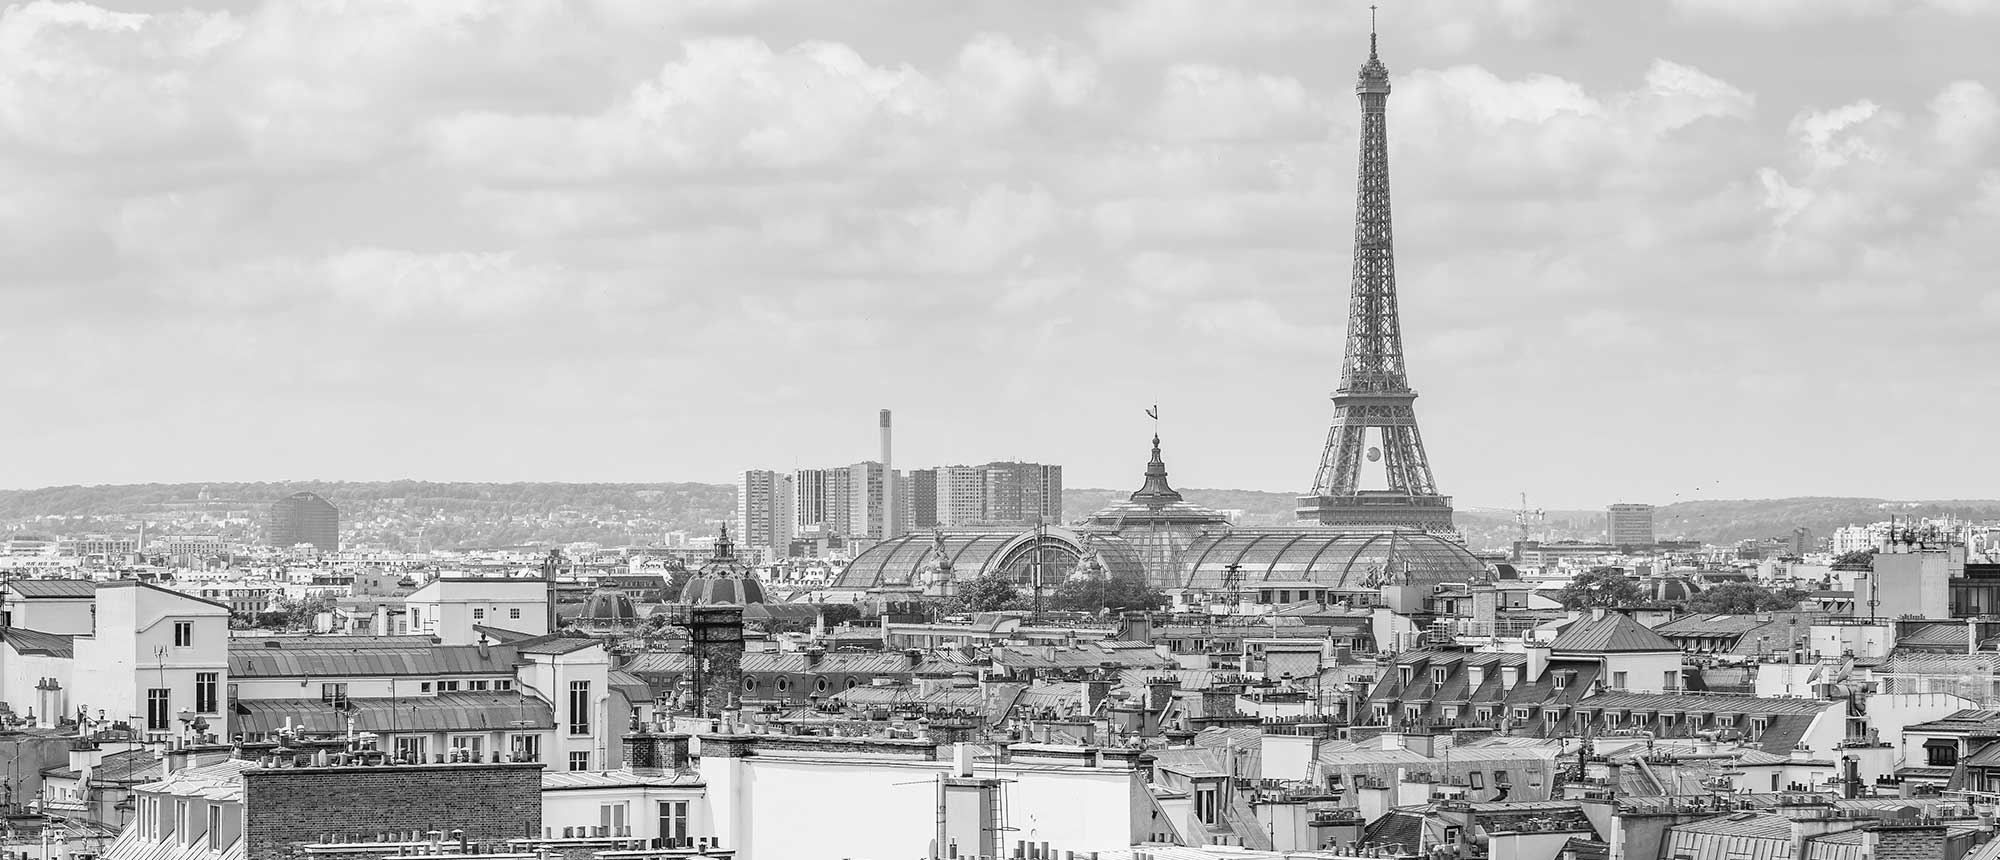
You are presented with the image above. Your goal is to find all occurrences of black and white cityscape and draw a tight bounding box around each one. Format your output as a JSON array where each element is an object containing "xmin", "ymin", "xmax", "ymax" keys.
[{"xmin": 2, "ymin": 3, "xmax": 1996, "ymax": 860}]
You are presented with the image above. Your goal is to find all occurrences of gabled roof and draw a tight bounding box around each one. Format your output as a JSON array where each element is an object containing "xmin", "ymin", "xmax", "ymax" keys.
[
  {"xmin": 1668, "ymin": 812, "xmax": 1791, "ymax": 840},
  {"xmin": 6, "ymin": 579, "xmax": 97, "ymax": 599},
  {"xmin": 234, "ymin": 692, "xmax": 554, "ymax": 735},
  {"xmin": 133, "ymin": 758, "xmax": 257, "ymax": 802},
  {"xmin": 42, "ymin": 748, "xmax": 165, "ymax": 783},
  {"xmin": 1578, "ymin": 690, "xmax": 1836, "ymax": 716},
  {"xmin": 1548, "ymin": 612, "xmax": 1677, "ymax": 654},
  {"xmin": 229, "ymin": 642, "xmax": 520, "ymax": 677},
  {"xmin": 3, "ymin": 627, "xmax": 75, "ymax": 657},
  {"xmin": 514, "ymin": 636, "xmax": 604, "ymax": 656}
]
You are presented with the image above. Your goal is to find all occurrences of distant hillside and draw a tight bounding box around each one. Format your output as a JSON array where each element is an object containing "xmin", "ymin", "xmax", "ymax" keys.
[
  {"xmin": 1060, "ymin": 490, "xmax": 2000, "ymax": 550},
  {"xmin": 1651, "ymin": 497, "xmax": 2000, "ymax": 545},
  {"xmin": 5, "ymin": 482, "xmax": 1994, "ymax": 553},
  {"xmin": 0, "ymin": 481, "xmax": 734, "ymax": 550}
]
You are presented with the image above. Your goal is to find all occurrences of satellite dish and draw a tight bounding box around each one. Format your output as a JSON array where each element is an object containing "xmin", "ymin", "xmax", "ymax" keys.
[{"xmin": 1367, "ymin": 447, "xmax": 1382, "ymax": 463}]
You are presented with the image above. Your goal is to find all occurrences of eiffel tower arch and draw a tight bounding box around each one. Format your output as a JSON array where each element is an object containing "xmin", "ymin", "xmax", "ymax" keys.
[{"xmin": 1296, "ymin": 28, "xmax": 1455, "ymax": 535}]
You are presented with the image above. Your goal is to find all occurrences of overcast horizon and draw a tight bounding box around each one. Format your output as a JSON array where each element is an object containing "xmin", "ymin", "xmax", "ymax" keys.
[{"xmin": 4, "ymin": 0, "xmax": 1995, "ymax": 510}]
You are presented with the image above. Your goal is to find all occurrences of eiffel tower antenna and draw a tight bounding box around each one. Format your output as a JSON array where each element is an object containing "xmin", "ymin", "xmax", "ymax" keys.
[{"xmin": 1297, "ymin": 17, "xmax": 1456, "ymax": 535}]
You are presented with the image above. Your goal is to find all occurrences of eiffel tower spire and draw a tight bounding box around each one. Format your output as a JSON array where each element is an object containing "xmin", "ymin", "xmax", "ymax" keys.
[{"xmin": 1298, "ymin": 23, "xmax": 1455, "ymax": 534}]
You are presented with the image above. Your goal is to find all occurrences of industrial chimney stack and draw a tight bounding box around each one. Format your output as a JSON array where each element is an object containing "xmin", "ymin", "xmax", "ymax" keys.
[{"xmin": 879, "ymin": 409, "xmax": 895, "ymax": 539}]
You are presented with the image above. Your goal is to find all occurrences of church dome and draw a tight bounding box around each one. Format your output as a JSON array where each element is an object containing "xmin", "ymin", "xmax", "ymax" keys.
[
  {"xmin": 679, "ymin": 576, "xmax": 767, "ymax": 606},
  {"xmin": 579, "ymin": 585, "xmax": 638, "ymax": 626},
  {"xmin": 677, "ymin": 524, "xmax": 767, "ymax": 605}
]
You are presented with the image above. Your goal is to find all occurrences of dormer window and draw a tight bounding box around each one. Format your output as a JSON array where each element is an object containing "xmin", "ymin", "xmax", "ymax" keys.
[
  {"xmin": 1750, "ymin": 717, "xmax": 1769, "ymax": 736},
  {"xmin": 1399, "ymin": 667, "xmax": 1415, "ymax": 686},
  {"xmin": 1553, "ymin": 673, "xmax": 1569, "ymax": 691},
  {"xmin": 1431, "ymin": 667, "xmax": 1448, "ymax": 685}
]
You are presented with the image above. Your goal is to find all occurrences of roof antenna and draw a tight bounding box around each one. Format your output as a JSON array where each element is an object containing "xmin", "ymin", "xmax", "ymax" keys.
[{"xmin": 1370, "ymin": 4, "xmax": 1380, "ymax": 57}]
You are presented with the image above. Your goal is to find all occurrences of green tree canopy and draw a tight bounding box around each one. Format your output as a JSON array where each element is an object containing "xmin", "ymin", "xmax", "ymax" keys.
[
  {"xmin": 948, "ymin": 571, "xmax": 1022, "ymax": 614},
  {"xmin": 1050, "ymin": 576, "xmax": 1168, "ymax": 614},
  {"xmin": 1686, "ymin": 582, "xmax": 1807, "ymax": 614},
  {"xmin": 1554, "ymin": 567, "xmax": 1647, "ymax": 610}
]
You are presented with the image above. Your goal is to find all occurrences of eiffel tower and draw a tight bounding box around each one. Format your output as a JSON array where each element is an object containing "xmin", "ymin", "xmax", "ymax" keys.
[{"xmin": 1297, "ymin": 24, "xmax": 1455, "ymax": 534}]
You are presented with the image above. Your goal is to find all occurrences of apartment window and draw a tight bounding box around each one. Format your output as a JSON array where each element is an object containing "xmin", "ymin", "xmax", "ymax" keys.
[
  {"xmin": 450, "ymin": 735, "xmax": 484, "ymax": 761},
  {"xmin": 658, "ymin": 801, "xmax": 689, "ymax": 846},
  {"xmin": 321, "ymin": 683, "xmax": 347, "ymax": 707},
  {"xmin": 509, "ymin": 608, "xmax": 522, "ymax": 619},
  {"xmin": 1772, "ymin": 773, "xmax": 1782, "ymax": 791},
  {"xmin": 420, "ymin": 682, "xmax": 433, "ymax": 694},
  {"xmin": 1495, "ymin": 770, "xmax": 1510, "ymax": 786},
  {"xmin": 469, "ymin": 680, "xmax": 490, "ymax": 691},
  {"xmin": 1404, "ymin": 706, "xmax": 1422, "ymax": 723},
  {"xmin": 394, "ymin": 736, "xmax": 427, "ymax": 763},
  {"xmin": 473, "ymin": 608, "xmax": 486, "ymax": 620},
  {"xmin": 569, "ymin": 751, "xmax": 590, "ymax": 771},
  {"xmin": 495, "ymin": 679, "xmax": 513, "ymax": 691},
  {"xmin": 1469, "ymin": 772, "xmax": 1485, "ymax": 789},
  {"xmin": 1612, "ymin": 671, "xmax": 1628, "ymax": 689},
  {"xmin": 510, "ymin": 734, "xmax": 541, "ymax": 762},
  {"xmin": 206, "ymin": 804, "xmax": 222, "ymax": 850},
  {"xmin": 1442, "ymin": 706, "xmax": 1458, "ymax": 720},
  {"xmin": 177, "ymin": 800, "xmax": 190, "ymax": 846},
  {"xmin": 568, "ymin": 680, "xmax": 591, "ymax": 735},
  {"xmin": 1399, "ymin": 667, "xmax": 1414, "ymax": 686},
  {"xmin": 1664, "ymin": 671, "xmax": 1679, "ymax": 690},
  {"xmin": 1194, "ymin": 786, "xmax": 1220, "ymax": 825},
  {"xmin": 599, "ymin": 802, "xmax": 628, "ymax": 834},
  {"xmin": 1751, "ymin": 717, "xmax": 1770, "ymax": 736},
  {"xmin": 194, "ymin": 672, "xmax": 219, "ymax": 714},
  {"xmin": 1431, "ymin": 667, "xmax": 1447, "ymax": 685},
  {"xmin": 147, "ymin": 688, "xmax": 171, "ymax": 730},
  {"xmin": 775, "ymin": 677, "xmax": 791, "ymax": 694},
  {"xmin": 439, "ymin": 680, "xmax": 461, "ymax": 692},
  {"xmin": 1476, "ymin": 708, "xmax": 1493, "ymax": 722},
  {"xmin": 174, "ymin": 621, "xmax": 193, "ymax": 647},
  {"xmin": 1552, "ymin": 674, "xmax": 1568, "ymax": 691}
]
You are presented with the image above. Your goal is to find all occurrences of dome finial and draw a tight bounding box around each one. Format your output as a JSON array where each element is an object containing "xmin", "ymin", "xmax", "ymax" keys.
[{"xmin": 1130, "ymin": 408, "xmax": 1184, "ymax": 508}]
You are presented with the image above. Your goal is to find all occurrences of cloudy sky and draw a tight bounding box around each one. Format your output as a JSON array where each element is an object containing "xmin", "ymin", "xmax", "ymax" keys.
[{"xmin": 2, "ymin": 0, "xmax": 1995, "ymax": 509}]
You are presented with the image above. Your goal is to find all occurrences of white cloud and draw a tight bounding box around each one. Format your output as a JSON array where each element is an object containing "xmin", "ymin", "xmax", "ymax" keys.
[
  {"xmin": 949, "ymin": 33, "xmax": 1099, "ymax": 128},
  {"xmin": 1148, "ymin": 64, "xmax": 1326, "ymax": 142},
  {"xmin": 1671, "ymin": 0, "xmax": 1996, "ymax": 25},
  {"xmin": 1085, "ymin": 0, "xmax": 1573, "ymax": 59},
  {"xmin": 0, "ymin": 2, "xmax": 242, "ymax": 157},
  {"xmin": 422, "ymin": 39, "xmax": 945, "ymax": 180}
]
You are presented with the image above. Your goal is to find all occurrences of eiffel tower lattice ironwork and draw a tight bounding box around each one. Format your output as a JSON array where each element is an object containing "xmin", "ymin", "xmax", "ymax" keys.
[{"xmin": 1297, "ymin": 26, "xmax": 1455, "ymax": 534}]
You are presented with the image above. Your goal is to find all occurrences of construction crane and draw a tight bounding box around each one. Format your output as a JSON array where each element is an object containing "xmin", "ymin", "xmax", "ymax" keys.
[{"xmin": 1514, "ymin": 493, "xmax": 1546, "ymax": 543}]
